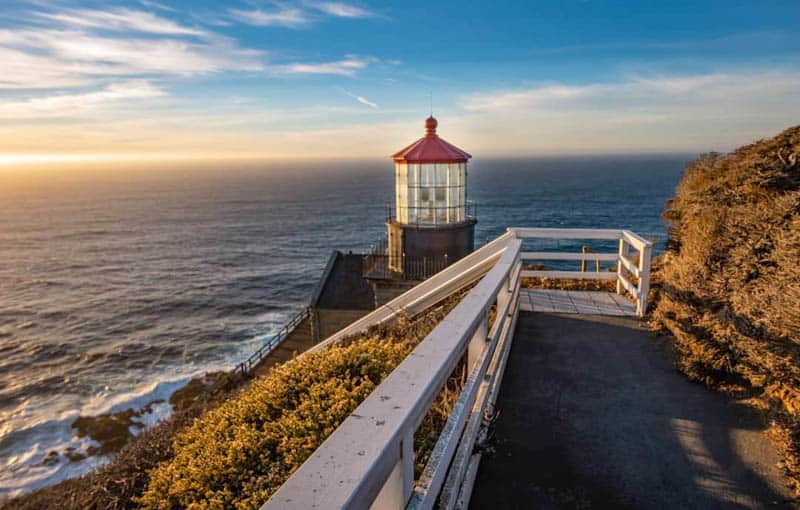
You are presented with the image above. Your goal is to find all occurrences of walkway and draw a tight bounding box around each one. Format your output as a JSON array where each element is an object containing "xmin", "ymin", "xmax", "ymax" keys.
[{"xmin": 470, "ymin": 312, "xmax": 793, "ymax": 509}]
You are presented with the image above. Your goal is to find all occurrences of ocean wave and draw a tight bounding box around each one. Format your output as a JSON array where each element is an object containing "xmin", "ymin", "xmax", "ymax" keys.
[{"xmin": 0, "ymin": 330, "xmax": 273, "ymax": 498}]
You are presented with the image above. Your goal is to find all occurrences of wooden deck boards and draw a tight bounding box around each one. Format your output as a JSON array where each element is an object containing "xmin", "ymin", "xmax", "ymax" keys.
[{"xmin": 519, "ymin": 288, "xmax": 636, "ymax": 316}]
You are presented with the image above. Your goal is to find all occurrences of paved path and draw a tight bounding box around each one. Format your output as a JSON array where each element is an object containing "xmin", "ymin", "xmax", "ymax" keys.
[{"xmin": 471, "ymin": 312, "xmax": 793, "ymax": 509}]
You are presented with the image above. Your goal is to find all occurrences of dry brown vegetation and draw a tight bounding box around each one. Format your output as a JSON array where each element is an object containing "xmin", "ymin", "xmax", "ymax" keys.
[
  {"xmin": 521, "ymin": 263, "xmax": 618, "ymax": 292},
  {"xmin": 651, "ymin": 125, "xmax": 800, "ymax": 492}
]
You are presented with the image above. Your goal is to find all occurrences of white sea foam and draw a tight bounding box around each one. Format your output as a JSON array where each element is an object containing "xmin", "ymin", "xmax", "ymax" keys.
[{"xmin": 0, "ymin": 339, "xmax": 265, "ymax": 499}]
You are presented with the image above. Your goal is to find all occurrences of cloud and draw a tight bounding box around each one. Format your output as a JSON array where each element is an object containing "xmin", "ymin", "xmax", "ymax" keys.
[
  {"xmin": 354, "ymin": 95, "xmax": 378, "ymax": 109},
  {"xmin": 461, "ymin": 71, "xmax": 800, "ymax": 115},
  {"xmin": 137, "ymin": 0, "xmax": 176, "ymax": 12},
  {"xmin": 0, "ymin": 81, "xmax": 164, "ymax": 119},
  {"xmin": 228, "ymin": 7, "xmax": 311, "ymax": 28},
  {"xmin": 0, "ymin": 46, "xmax": 88, "ymax": 89},
  {"xmin": 35, "ymin": 7, "xmax": 205, "ymax": 36},
  {"xmin": 343, "ymin": 90, "xmax": 378, "ymax": 108},
  {"xmin": 229, "ymin": 2, "xmax": 374, "ymax": 27},
  {"xmin": 457, "ymin": 70, "xmax": 800, "ymax": 153},
  {"xmin": 0, "ymin": 28, "xmax": 265, "ymax": 88},
  {"xmin": 278, "ymin": 57, "xmax": 374, "ymax": 76},
  {"xmin": 0, "ymin": 3, "xmax": 382, "ymax": 91},
  {"xmin": 311, "ymin": 2, "xmax": 374, "ymax": 18},
  {"xmin": 461, "ymin": 85, "xmax": 585, "ymax": 111}
]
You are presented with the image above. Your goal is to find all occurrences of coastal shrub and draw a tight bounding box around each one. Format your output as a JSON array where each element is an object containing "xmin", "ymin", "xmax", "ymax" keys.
[
  {"xmin": 137, "ymin": 339, "xmax": 412, "ymax": 510},
  {"xmin": 652, "ymin": 125, "xmax": 800, "ymax": 490},
  {"xmin": 2, "ymin": 289, "xmax": 468, "ymax": 510},
  {"xmin": 137, "ymin": 291, "xmax": 469, "ymax": 510}
]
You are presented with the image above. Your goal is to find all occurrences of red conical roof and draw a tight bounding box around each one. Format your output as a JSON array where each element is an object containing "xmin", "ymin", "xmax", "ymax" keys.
[{"xmin": 392, "ymin": 116, "xmax": 471, "ymax": 164}]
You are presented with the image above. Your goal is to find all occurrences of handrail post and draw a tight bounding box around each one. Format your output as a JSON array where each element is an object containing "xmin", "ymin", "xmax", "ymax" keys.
[
  {"xmin": 371, "ymin": 428, "xmax": 414, "ymax": 509},
  {"xmin": 616, "ymin": 238, "xmax": 627, "ymax": 295},
  {"xmin": 581, "ymin": 246, "xmax": 588, "ymax": 272},
  {"xmin": 467, "ymin": 310, "xmax": 489, "ymax": 372},
  {"xmin": 636, "ymin": 243, "xmax": 652, "ymax": 316},
  {"xmin": 497, "ymin": 275, "xmax": 512, "ymax": 318}
]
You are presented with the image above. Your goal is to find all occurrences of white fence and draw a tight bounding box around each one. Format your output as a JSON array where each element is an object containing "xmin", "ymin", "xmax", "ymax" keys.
[
  {"xmin": 512, "ymin": 228, "xmax": 652, "ymax": 316},
  {"xmin": 262, "ymin": 228, "xmax": 652, "ymax": 510}
]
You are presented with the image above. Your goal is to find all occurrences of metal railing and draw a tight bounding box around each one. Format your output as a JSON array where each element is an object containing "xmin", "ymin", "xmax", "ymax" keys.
[
  {"xmin": 362, "ymin": 237, "xmax": 455, "ymax": 281},
  {"xmin": 261, "ymin": 228, "xmax": 652, "ymax": 510},
  {"xmin": 233, "ymin": 307, "xmax": 310, "ymax": 375},
  {"xmin": 363, "ymin": 253, "xmax": 452, "ymax": 281},
  {"xmin": 386, "ymin": 201, "xmax": 478, "ymax": 227}
]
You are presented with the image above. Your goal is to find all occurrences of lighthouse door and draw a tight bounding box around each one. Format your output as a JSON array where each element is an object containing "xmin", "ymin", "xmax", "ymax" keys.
[{"xmin": 388, "ymin": 224, "xmax": 404, "ymax": 274}]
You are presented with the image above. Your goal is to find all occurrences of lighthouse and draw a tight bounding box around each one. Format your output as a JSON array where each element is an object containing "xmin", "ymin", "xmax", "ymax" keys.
[
  {"xmin": 312, "ymin": 116, "xmax": 478, "ymax": 327},
  {"xmin": 386, "ymin": 116, "xmax": 477, "ymax": 277}
]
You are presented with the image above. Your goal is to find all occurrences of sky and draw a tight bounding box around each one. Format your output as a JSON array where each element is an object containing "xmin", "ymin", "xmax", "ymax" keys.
[{"xmin": 0, "ymin": 0, "xmax": 799, "ymax": 163}]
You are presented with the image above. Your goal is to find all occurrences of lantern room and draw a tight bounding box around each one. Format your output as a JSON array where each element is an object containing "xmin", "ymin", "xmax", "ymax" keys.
[
  {"xmin": 386, "ymin": 116, "xmax": 477, "ymax": 276},
  {"xmin": 392, "ymin": 116, "xmax": 471, "ymax": 225}
]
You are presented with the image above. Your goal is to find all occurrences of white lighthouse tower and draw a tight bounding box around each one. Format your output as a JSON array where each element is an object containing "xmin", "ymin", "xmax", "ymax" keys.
[{"xmin": 386, "ymin": 116, "xmax": 476, "ymax": 277}]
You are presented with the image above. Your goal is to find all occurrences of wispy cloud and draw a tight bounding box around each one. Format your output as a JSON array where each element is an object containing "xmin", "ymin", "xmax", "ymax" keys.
[
  {"xmin": 0, "ymin": 46, "xmax": 87, "ymax": 89},
  {"xmin": 228, "ymin": 7, "xmax": 311, "ymax": 28},
  {"xmin": 0, "ymin": 81, "xmax": 164, "ymax": 119},
  {"xmin": 461, "ymin": 72, "xmax": 800, "ymax": 114},
  {"xmin": 0, "ymin": 27, "xmax": 265, "ymax": 88},
  {"xmin": 311, "ymin": 2, "xmax": 374, "ymax": 18},
  {"xmin": 462, "ymin": 85, "xmax": 585, "ymax": 111},
  {"xmin": 229, "ymin": 2, "xmax": 375, "ymax": 28},
  {"xmin": 279, "ymin": 57, "xmax": 374, "ymax": 76},
  {"xmin": 0, "ymin": 2, "xmax": 382, "ymax": 91},
  {"xmin": 343, "ymin": 89, "xmax": 378, "ymax": 108},
  {"xmin": 137, "ymin": 0, "xmax": 176, "ymax": 13},
  {"xmin": 457, "ymin": 70, "xmax": 800, "ymax": 152},
  {"xmin": 35, "ymin": 7, "xmax": 205, "ymax": 36}
]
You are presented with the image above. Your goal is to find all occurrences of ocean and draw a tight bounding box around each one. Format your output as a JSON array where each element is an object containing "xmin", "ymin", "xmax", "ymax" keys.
[{"xmin": 0, "ymin": 155, "xmax": 688, "ymax": 497}]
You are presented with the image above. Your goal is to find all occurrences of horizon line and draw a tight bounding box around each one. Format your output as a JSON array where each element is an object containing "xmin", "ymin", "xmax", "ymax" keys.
[{"xmin": 0, "ymin": 149, "xmax": 705, "ymax": 167}]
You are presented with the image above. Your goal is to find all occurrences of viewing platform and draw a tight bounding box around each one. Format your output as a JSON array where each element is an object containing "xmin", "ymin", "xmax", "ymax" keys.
[{"xmin": 255, "ymin": 227, "xmax": 790, "ymax": 509}]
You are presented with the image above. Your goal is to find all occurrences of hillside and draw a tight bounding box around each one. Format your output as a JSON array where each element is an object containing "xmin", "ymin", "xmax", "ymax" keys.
[
  {"xmin": 653, "ymin": 125, "xmax": 800, "ymax": 490},
  {"xmin": 0, "ymin": 292, "xmax": 468, "ymax": 510}
]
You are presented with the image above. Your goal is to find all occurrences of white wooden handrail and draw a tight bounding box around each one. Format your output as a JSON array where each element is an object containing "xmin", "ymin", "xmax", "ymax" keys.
[
  {"xmin": 261, "ymin": 227, "xmax": 653, "ymax": 510},
  {"xmin": 618, "ymin": 253, "xmax": 640, "ymax": 278},
  {"xmin": 509, "ymin": 227, "xmax": 623, "ymax": 240},
  {"xmin": 521, "ymin": 251, "xmax": 618, "ymax": 262},
  {"xmin": 512, "ymin": 227, "xmax": 652, "ymax": 316},
  {"xmin": 263, "ymin": 238, "xmax": 522, "ymax": 510},
  {"xmin": 520, "ymin": 269, "xmax": 618, "ymax": 280}
]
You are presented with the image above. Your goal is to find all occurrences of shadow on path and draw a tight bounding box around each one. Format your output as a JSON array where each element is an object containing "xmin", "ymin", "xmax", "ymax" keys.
[{"xmin": 470, "ymin": 312, "xmax": 793, "ymax": 509}]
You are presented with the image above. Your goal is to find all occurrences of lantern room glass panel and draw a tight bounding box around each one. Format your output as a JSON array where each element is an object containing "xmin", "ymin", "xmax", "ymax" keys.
[{"xmin": 395, "ymin": 162, "xmax": 467, "ymax": 226}]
